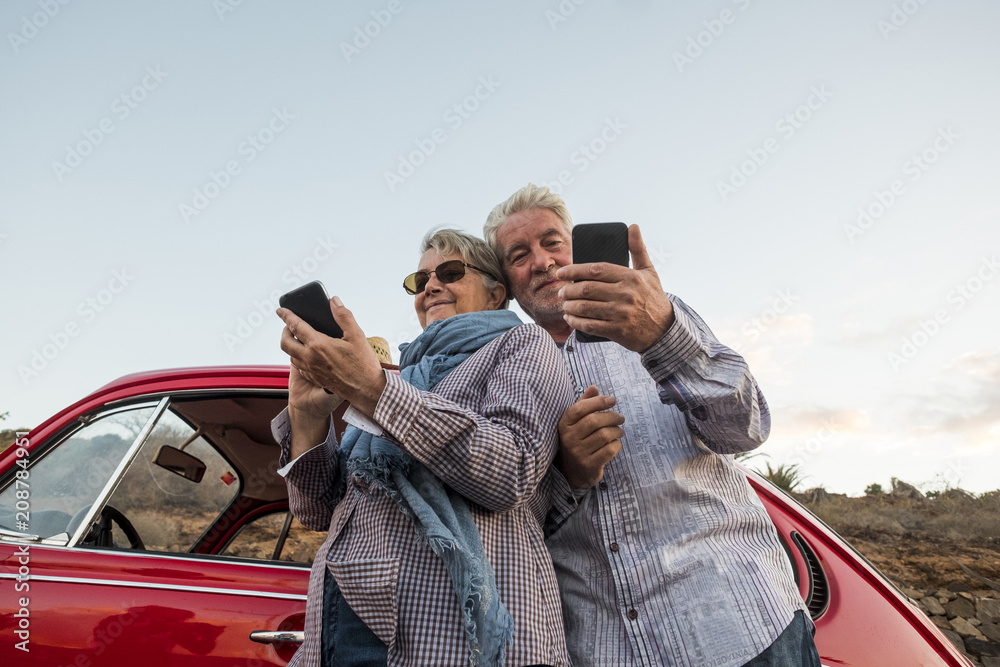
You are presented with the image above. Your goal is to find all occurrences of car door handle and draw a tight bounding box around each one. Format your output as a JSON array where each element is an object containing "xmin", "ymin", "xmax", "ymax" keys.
[{"xmin": 249, "ymin": 630, "xmax": 305, "ymax": 644}]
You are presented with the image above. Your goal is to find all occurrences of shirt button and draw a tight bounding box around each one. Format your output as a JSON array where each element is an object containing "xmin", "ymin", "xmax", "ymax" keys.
[
  {"xmin": 599, "ymin": 481, "xmax": 608, "ymax": 491},
  {"xmin": 648, "ymin": 359, "xmax": 659, "ymax": 368},
  {"xmin": 627, "ymin": 609, "xmax": 639, "ymax": 620},
  {"xmin": 609, "ymin": 542, "xmax": 619, "ymax": 553}
]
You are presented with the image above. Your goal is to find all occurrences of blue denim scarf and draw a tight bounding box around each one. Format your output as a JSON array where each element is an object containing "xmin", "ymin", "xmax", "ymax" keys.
[{"xmin": 337, "ymin": 309, "xmax": 521, "ymax": 666}]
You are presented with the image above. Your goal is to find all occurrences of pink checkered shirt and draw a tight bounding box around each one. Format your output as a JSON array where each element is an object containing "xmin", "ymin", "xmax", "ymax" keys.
[{"xmin": 274, "ymin": 323, "xmax": 574, "ymax": 666}]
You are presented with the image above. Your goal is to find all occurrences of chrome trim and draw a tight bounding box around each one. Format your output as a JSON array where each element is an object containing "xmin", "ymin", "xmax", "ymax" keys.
[
  {"xmin": 0, "ymin": 527, "xmax": 40, "ymax": 541},
  {"xmin": 78, "ymin": 401, "xmax": 161, "ymax": 425},
  {"xmin": 68, "ymin": 397, "xmax": 170, "ymax": 547},
  {"xmin": 250, "ymin": 630, "xmax": 304, "ymax": 644},
  {"xmin": 0, "ymin": 572, "xmax": 307, "ymax": 601},
  {"xmin": 0, "ymin": 541, "xmax": 311, "ymax": 571}
]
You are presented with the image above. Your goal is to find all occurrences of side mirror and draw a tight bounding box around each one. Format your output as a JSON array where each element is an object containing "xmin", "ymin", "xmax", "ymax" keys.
[{"xmin": 154, "ymin": 446, "xmax": 207, "ymax": 483}]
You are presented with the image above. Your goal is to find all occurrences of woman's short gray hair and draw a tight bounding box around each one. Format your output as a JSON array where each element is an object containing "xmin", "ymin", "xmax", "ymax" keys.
[
  {"xmin": 483, "ymin": 183, "xmax": 573, "ymax": 256},
  {"xmin": 421, "ymin": 228, "xmax": 509, "ymax": 310}
]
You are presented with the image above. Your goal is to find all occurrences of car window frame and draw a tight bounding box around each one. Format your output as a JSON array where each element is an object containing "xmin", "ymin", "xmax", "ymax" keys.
[{"xmin": 66, "ymin": 396, "xmax": 171, "ymax": 547}]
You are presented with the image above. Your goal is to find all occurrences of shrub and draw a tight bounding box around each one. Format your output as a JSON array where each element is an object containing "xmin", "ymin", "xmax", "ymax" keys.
[{"xmin": 759, "ymin": 463, "xmax": 806, "ymax": 493}]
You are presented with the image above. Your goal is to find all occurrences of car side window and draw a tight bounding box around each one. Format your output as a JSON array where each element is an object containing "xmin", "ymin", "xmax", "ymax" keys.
[
  {"xmin": 0, "ymin": 405, "xmax": 156, "ymax": 540},
  {"xmin": 102, "ymin": 409, "xmax": 241, "ymax": 553},
  {"xmin": 220, "ymin": 510, "xmax": 326, "ymax": 564}
]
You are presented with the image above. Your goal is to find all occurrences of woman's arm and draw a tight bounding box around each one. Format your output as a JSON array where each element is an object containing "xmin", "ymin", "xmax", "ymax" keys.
[{"xmin": 272, "ymin": 408, "xmax": 340, "ymax": 531}]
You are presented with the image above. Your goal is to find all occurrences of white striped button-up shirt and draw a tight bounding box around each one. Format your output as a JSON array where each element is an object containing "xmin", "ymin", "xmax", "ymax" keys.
[{"xmin": 545, "ymin": 294, "xmax": 807, "ymax": 667}]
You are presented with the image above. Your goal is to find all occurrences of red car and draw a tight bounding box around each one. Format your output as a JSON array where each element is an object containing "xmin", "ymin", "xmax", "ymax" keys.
[{"xmin": 0, "ymin": 367, "xmax": 973, "ymax": 666}]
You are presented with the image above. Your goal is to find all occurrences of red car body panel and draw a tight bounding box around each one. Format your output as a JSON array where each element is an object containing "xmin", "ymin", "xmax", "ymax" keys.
[{"xmin": 0, "ymin": 367, "xmax": 975, "ymax": 665}]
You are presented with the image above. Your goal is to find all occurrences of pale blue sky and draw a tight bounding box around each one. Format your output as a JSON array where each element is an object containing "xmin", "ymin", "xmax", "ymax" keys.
[{"xmin": 2, "ymin": 0, "xmax": 998, "ymax": 494}]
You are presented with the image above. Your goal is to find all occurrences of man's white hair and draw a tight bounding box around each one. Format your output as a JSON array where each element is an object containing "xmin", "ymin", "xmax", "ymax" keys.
[{"xmin": 483, "ymin": 183, "xmax": 573, "ymax": 257}]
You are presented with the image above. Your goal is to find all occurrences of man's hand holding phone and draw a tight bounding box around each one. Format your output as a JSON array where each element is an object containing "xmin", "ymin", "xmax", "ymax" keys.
[{"xmin": 558, "ymin": 223, "xmax": 675, "ymax": 352}]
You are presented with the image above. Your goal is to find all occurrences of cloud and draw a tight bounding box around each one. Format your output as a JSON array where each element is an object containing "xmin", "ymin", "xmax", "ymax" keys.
[
  {"xmin": 834, "ymin": 314, "xmax": 922, "ymax": 347},
  {"xmin": 772, "ymin": 404, "xmax": 870, "ymax": 436},
  {"xmin": 897, "ymin": 349, "xmax": 1000, "ymax": 451},
  {"xmin": 730, "ymin": 313, "xmax": 814, "ymax": 386}
]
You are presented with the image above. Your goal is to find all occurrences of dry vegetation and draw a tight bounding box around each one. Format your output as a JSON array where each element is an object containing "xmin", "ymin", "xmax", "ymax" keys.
[{"xmin": 796, "ymin": 484, "xmax": 1000, "ymax": 592}]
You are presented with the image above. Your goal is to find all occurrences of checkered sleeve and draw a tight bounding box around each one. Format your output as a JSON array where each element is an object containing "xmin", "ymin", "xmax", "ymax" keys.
[
  {"xmin": 372, "ymin": 324, "xmax": 575, "ymax": 513},
  {"xmin": 271, "ymin": 406, "xmax": 339, "ymax": 531},
  {"xmin": 640, "ymin": 293, "xmax": 770, "ymax": 455}
]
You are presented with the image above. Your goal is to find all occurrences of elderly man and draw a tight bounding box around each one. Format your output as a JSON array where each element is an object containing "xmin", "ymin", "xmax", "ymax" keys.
[{"xmin": 484, "ymin": 184, "xmax": 820, "ymax": 667}]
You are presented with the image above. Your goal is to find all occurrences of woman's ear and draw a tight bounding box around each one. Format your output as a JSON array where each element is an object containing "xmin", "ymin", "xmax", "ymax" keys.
[{"xmin": 487, "ymin": 283, "xmax": 507, "ymax": 310}]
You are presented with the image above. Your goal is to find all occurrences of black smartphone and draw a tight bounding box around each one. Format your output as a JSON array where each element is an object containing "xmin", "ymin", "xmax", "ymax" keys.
[
  {"xmin": 571, "ymin": 222, "xmax": 630, "ymax": 343},
  {"xmin": 278, "ymin": 281, "xmax": 344, "ymax": 339}
]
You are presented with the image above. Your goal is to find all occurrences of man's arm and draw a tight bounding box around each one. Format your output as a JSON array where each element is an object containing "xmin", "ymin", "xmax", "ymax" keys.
[
  {"xmin": 640, "ymin": 294, "xmax": 770, "ymax": 455},
  {"xmin": 556, "ymin": 223, "xmax": 768, "ymax": 455}
]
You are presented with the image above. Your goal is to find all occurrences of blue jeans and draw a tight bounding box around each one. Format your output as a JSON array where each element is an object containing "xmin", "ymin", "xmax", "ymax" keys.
[
  {"xmin": 742, "ymin": 611, "xmax": 821, "ymax": 666},
  {"xmin": 321, "ymin": 569, "xmax": 388, "ymax": 667}
]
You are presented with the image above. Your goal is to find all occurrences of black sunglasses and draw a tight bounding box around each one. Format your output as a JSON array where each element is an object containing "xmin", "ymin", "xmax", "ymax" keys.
[{"xmin": 403, "ymin": 260, "xmax": 497, "ymax": 295}]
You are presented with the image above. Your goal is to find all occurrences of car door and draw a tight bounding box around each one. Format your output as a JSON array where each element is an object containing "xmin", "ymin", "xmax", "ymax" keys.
[{"xmin": 0, "ymin": 392, "xmax": 313, "ymax": 666}]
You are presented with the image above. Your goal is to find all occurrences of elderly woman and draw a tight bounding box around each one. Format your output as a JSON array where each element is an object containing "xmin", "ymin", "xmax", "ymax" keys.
[{"xmin": 274, "ymin": 229, "xmax": 574, "ymax": 666}]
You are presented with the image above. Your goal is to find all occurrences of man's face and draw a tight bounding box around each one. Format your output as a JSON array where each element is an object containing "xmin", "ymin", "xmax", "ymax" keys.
[{"xmin": 494, "ymin": 208, "xmax": 572, "ymax": 328}]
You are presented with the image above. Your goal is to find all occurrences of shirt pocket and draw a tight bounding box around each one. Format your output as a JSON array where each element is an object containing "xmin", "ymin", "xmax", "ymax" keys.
[{"xmin": 327, "ymin": 557, "xmax": 401, "ymax": 647}]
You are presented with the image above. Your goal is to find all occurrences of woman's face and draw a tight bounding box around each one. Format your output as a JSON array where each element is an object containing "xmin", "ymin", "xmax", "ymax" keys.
[{"xmin": 414, "ymin": 249, "xmax": 505, "ymax": 328}]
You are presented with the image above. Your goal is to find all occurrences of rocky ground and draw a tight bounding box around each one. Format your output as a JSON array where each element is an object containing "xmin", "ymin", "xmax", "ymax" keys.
[{"xmin": 797, "ymin": 482, "xmax": 1000, "ymax": 666}]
